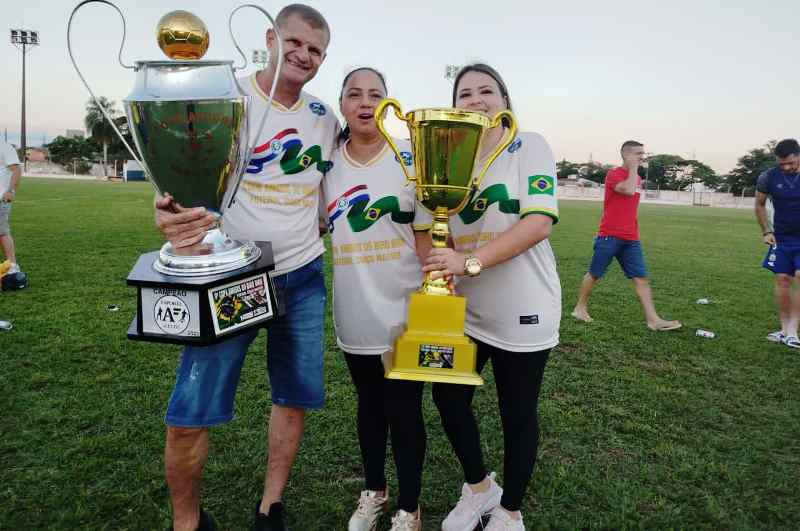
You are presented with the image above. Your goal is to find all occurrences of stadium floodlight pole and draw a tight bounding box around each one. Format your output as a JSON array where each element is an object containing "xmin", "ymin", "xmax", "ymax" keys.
[
  {"xmin": 444, "ymin": 64, "xmax": 461, "ymax": 84},
  {"xmin": 10, "ymin": 28, "xmax": 40, "ymax": 172},
  {"xmin": 252, "ymin": 49, "xmax": 268, "ymax": 70}
]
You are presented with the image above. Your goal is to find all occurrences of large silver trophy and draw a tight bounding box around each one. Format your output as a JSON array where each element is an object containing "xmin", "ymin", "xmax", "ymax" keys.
[{"xmin": 68, "ymin": 1, "xmax": 283, "ymax": 344}]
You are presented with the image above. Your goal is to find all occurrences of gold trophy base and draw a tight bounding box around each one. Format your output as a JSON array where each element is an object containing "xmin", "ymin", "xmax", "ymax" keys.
[{"xmin": 383, "ymin": 292, "xmax": 483, "ymax": 385}]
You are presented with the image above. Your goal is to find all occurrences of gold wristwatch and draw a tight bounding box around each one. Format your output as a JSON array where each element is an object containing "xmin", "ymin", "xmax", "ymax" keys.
[{"xmin": 464, "ymin": 255, "xmax": 482, "ymax": 277}]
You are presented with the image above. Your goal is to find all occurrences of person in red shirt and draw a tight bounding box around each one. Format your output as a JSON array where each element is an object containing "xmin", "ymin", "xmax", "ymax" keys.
[{"xmin": 571, "ymin": 140, "xmax": 681, "ymax": 331}]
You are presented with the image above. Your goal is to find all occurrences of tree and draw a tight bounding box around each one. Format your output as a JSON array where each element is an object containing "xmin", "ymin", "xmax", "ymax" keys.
[
  {"xmin": 85, "ymin": 96, "xmax": 121, "ymax": 176},
  {"xmin": 644, "ymin": 155, "xmax": 720, "ymax": 191},
  {"xmin": 556, "ymin": 159, "xmax": 581, "ymax": 179},
  {"xmin": 683, "ymin": 160, "xmax": 720, "ymax": 189},
  {"xmin": 645, "ymin": 154, "xmax": 685, "ymax": 190},
  {"xmin": 580, "ymin": 162, "xmax": 613, "ymax": 184},
  {"xmin": 46, "ymin": 136, "xmax": 97, "ymax": 174},
  {"xmin": 726, "ymin": 141, "xmax": 776, "ymax": 195}
]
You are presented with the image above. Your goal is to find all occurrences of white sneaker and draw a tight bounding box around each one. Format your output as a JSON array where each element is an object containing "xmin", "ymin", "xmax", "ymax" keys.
[
  {"xmin": 389, "ymin": 508, "xmax": 421, "ymax": 531},
  {"xmin": 485, "ymin": 506, "xmax": 524, "ymax": 530},
  {"xmin": 348, "ymin": 489, "xmax": 388, "ymax": 531},
  {"xmin": 441, "ymin": 472, "xmax": 503, "ymax": 531}
]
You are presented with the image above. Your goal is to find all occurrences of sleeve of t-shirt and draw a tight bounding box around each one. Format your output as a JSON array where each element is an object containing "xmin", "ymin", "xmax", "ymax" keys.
[
  {"xmin": 390, "ymin": 139, "xmax": 429, "ymax": 231},
  {"xmin": 517, "ymin": 133, "xmax": 559, "ymax": 223},
  {"xmin": 324, "ymin": 113, "xmax": 341, "ymax": 162},
  {"xmin": 2, "ymin": 143, "xmax": 20, "ymax": 166},
  {"xmin": 756, "ymin": 170, "xmax": 770, "ymax": 194},
  {"xmin": 317, "ymin": 185, "xmax": 328, "ymax": 230},
  {"xmin": 409, "ymin": 176, "xmax": 432, "ymax": 231},
  {"xmin": 412, "ymin": 203, "xmax": 432, "ymax": 231},
  {"xmin": 604, "ymin": 167, "xmax": 628, "ymax": 190}
]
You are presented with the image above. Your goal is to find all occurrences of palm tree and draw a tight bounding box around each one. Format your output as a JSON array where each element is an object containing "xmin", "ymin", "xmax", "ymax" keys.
[{"xmin": 85, "ymin": 97, "xmax": 120, "ymax": 176}]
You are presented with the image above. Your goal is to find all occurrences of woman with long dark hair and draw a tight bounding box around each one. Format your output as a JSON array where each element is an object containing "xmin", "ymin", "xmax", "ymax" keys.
[
  {"xmin": 324, "ymin": 67, "xmax": 431, "ymax": 531},
  {"xmin": 426, "ymin": 63, "xmax": 561, "ymax": 531}
]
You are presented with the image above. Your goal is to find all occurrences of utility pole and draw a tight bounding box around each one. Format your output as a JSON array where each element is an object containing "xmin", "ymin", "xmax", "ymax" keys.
[{"xmin": 10, "ymin": 28, "xmax": 40, "ymax": 172}]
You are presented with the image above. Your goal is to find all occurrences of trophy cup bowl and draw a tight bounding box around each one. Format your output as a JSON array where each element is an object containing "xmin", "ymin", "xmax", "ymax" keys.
[
  {"xmin": 68, "ymin": 1, "xmax": 285, "ymax": 344},
  {"xmin": 125, "ymin": 59, "xmax": 259, "ymax": 276},
  {"xmin": 374, "ymin": 99, "xmax": 517, "ymax": 384},
  {"xmin": 404, "ymin": 108, "xmax": 489, "ymax": 214}
]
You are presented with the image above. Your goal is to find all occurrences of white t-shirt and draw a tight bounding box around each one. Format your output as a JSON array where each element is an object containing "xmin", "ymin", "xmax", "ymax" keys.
[
  {"xmin": 448, "ymin": 131, "xmax": 561, "ymax": 352},
  {"xmin": 222, "ymin": 74, "xmax": 339, "ymax": 275},
  {"xmin": 0, "ymin": 141, "xmax": 21, "ymax": 192},
  {"xmin": 323, "ymin": 139, "xmax": 425, "ymax": 355}
]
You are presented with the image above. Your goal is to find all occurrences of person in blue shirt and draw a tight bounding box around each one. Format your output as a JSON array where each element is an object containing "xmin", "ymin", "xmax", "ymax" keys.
[{"xmin": 756, "ymin": 138, "xmax": 800, "ymax": 348}]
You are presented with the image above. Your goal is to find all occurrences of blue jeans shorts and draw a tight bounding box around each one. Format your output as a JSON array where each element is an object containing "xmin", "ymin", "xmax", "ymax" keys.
[
  {"xmin": 588, "ymin": 236, "xmax": 648, "ymax": 279},
  {"xmin": 165, "ymin": 255, "xmax": 327, "ymax": 427},
  {"xmin": 762, "ymin": 242, "xmax": 800, "ymax": 275}
]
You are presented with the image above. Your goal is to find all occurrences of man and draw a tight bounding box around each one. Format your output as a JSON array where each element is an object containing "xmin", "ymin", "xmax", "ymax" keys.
[
  {"xmin": 0, "ymin": 140, "xmax": 21, "ymax": 274},
  {"xmin": 154, "ymin": 5, "xmax": 338, "ymax": 530},
  {"xmin": 571, "ymin": 140, "xmax": 681, "ymax": 331},
  {"xmin": 755, "ymin": 138, "xmax": 800, "ymax": 348}
]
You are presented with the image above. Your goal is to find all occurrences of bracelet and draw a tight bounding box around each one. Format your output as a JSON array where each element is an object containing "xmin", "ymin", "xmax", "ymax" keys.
[{"xmin": 763, "ymin": 230, "xmax": 773, "ymax": 236}]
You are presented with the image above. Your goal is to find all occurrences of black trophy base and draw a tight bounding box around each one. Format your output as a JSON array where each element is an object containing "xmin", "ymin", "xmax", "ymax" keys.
[{"xmin": 127, "ymin": 241, "xmax": 277, "ymax": 346}]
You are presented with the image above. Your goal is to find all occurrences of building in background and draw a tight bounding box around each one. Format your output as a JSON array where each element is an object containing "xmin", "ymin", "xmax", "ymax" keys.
[
  {"xmin": 123, "ymin": 160, "xmax": 145, "ymax": 181},
  {"xmin": 25, "ymin": 146, "xmax": 48, "ymax": 162}
]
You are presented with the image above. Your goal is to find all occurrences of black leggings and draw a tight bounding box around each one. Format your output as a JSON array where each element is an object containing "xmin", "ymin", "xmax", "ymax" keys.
[
  {"xmin": 344, "ymin": 354, "xmax": 426, "ymax": 512},
  {"xmin": 344, "ymin": 354, "xmax": 388, "ymax": 492},
  {"xmin": 432, "ymin": 340, "xmax": 550, "ymax": 512}
]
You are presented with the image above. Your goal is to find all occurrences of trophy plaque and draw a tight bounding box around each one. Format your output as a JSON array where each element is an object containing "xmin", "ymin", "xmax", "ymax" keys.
[
  {"xmin": 375, "ymin": 99, "xmax": 516, "ymax": 384},
  {"xmin": 68, "ymin": 1, "xmax": 285, "ymax": 345}
]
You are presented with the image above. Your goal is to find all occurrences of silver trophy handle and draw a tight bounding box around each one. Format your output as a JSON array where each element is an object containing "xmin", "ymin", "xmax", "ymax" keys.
[
  {"xmin": 225, "ymin": 4, "xmax": 284, "ymax": 210},
  {"xmin": 67, "ymin": 0, "xmax": 152, "ymax": 190}
]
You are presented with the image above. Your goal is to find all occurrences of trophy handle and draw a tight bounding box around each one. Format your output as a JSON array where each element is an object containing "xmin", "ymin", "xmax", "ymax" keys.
[
  {"xmin": 375, "ymin": 99, "xmax": 415, "ymax": 185},
  {"xmin": 472, "ymin": 110, "xmax": 517, "ymax": 190},
  {"xmin": 67, "ymin": 0, "xmax": 149, "ymax": 187},
  {"xmin": 225, "ymin": 4, "xmax": 284, "ymax": 210}
]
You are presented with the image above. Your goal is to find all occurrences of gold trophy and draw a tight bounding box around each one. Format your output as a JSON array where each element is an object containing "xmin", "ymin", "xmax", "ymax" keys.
[{"xmin": 375, "ymin": 99, "xmax": 516, "ymax": 385}]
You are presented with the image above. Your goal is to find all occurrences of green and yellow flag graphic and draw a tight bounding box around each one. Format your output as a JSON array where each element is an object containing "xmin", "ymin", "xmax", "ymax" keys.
[
  {"xmin": 528, "ymin": 175, "xmax": 555, "ymax": 196},
  {"xmin": 347, "ymin": 196, "xmax": 413, "ymax": 232}
]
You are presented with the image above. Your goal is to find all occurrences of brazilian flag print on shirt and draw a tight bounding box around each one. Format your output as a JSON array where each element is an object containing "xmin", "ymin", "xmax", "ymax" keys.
[{"xmin": 528, "ymin": 175, "xmax": 555, "ymax": 196}]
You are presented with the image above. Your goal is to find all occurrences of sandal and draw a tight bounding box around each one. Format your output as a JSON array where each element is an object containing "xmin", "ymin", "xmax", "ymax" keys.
[{"xmin": 647, "ymin": 320, "xmax": 682, "ymax": 332}]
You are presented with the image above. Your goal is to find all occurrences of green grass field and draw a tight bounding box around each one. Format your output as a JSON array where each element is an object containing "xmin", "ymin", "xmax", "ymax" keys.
[{"xmin": 1, "ymin": 179, "xmax": 797, "ymax": 530}]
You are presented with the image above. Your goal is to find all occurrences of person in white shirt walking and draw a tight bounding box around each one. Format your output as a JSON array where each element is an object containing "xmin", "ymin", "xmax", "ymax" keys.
[{"xmin": 0, "ymin": 140, "xmax": 22, "ymax": 274}]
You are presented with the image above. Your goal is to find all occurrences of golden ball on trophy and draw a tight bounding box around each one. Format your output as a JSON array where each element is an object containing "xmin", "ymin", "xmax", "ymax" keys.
[{"xmin": 156, "ymin": 10, "xmax": 210, "ymax": 60}]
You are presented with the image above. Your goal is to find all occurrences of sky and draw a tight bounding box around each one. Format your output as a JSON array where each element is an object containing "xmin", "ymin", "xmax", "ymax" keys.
[{"xmin": 1, "ymin": 0, "xmax": 797, "ymax": 174}]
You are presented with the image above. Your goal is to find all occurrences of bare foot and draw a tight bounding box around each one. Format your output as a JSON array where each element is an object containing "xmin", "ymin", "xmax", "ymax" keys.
[
  {"xmin": 647, "ymin": 319, "xmax": 682, "ymax": 331},
  {"xmin": 571, "ymin": 307, "xmax": 593, "ymax": 322}
]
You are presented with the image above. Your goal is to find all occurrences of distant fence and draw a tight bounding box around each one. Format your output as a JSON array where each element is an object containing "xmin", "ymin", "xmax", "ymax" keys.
[{"xmin": 559, "ymin": 185, "xmax": 755, "ymax": 208}]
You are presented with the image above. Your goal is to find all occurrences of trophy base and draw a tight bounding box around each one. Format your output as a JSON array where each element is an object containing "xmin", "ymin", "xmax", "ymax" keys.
[
  {"xmin": 383, "ymin": 292, "xmax": 483, "ymax": 386},
  {"xmin": 154, "ymin": 229, "xmax": 261, "ymax": 277},
  {"xmin": 127, "ymin": 241, "xmax": 278, "ymax": 346}
]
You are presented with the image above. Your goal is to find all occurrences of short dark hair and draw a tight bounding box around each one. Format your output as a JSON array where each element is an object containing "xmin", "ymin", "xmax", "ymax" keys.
[
  {"xmin": 337, "ymin": 67, "xmax": 388, "ymax": 147},
  {"xmin": 775, "ymin": 138, "xmax": 800, "ymax": 159},
  {"xmin": 276, "ymin": 4, "xmax": 330, "ymax": 44},
  {"xmin": 451, "ymin": 63, "xmax": 512, "ymax": 126},
  {"xmin": 620, "ymin": 140, "xmax": 644, "ymax": 156}
]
